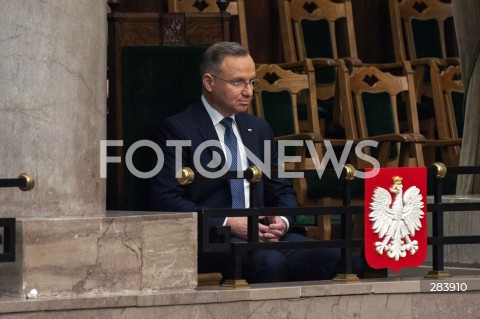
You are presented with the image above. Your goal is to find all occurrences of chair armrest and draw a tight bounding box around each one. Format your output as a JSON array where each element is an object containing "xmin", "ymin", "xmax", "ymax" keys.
[
  {"xmin": 367, "ymin": 133, "xmax": 418, "ymax": 143},
  {"xmin": 309, "ymin": 57, "xmax": 338, "ymax": 67},
  {"xmin": 423, "ymin": 138, "xmax": 463, "ymax": 147},
  {"xmin": 410, "ymin": 57, "xmax": 439, "ymax": 67},
  {"xmin": 406, "ymin": 133, "xmax": 427, "ymax": 143},
  {"xmin": 274, "ymin": 133, "xmax": 325, "ymax": 142}
]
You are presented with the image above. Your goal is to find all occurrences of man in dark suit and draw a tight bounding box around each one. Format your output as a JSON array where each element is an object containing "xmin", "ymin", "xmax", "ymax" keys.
[{"xmin": 150, "ymin": 41, "xmax": 362, "ymax": 283}]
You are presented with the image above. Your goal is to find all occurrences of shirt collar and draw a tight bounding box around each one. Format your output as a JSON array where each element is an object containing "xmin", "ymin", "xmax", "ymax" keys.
[{"xmin": 201, "ymin": 95, "xmax": 236, "ymax": 126}]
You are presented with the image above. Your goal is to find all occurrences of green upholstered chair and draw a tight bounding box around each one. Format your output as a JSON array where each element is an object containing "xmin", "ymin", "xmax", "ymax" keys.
[
  {"xmin": 334, "ymin": 59, "xmax": 427, "ymax": 241},
  {"xmin": 442, "ymin": 67, "xmax": 464, "ymax": 140},
  {"xmin": 121, "ymin": 45, "xmax": 207, "ymax": 211},
  {"xmin": 338, "ymin": 59, "xmax": 426, "ymax": 168},
  {"xmin": 389, "ymin": 0, "xmax": 461, "ymax": 141},
  {"xmin": 254, "ymin": 61, "xmax": 346, "ymax": 240},
  {"xmin": 277, "ymin": 0, "xmax": 358, "ymax": 138},
  {"xmin": 338, "ymin": 59, "xmax": 462, "ymax": 199},
  {"xmin": 428, "ymin": 58, "xmax": 464, "ymax": 165},
  {"xmin": 426, "ymin": 59, "xmax": 464, "ymax": 194}
]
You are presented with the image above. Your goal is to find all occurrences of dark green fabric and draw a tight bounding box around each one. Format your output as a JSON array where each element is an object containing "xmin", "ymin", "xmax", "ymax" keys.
[
  {"xmin": 301, "ymin": 19, "xmax": 337, "ymax": 86},
  {"xmin": 295, "ymin": 214, "xmax": 316, "ymax": 225},
  {"xmin": 306, "ymin": 176, "xmax": 364, "ymax": 199},
  {"xmin": 301, "ymin": 19, "xmax": 334, "ymax": 59},
  {"xmin": 297, "ymin": 176, "xmax": 364, "ymax": 226},
  {"xmin": 452, "ymin": 91, "xmax": 464, "ymax": 137},
  {"xmin": 411, "ymin": 19, "xmax": 441, "ymax": 86},
  {"xmin": 297, "ymin": 99, "xmax": 334, "ymax": 120},
  {"xmin": 362, "ymin": 92, "xmax": 398, "ymax": 159},
  {"xmin": 122, "ymin": 45, "xmax": 207, "ymax": 211},
  {"xmin": 261, "ymin": 90, "xmax": 296, "ymax": 137},
  {"xmin": 397, "ymin": 97, "xmax": 435, "ymax": 121},
  {"xmin": 300, "ymin": 19, "xmax": 339, "ymax": 128},
  {"xmin": 412, "ymin": 19, "xmax": 443, "ymax": 58}
]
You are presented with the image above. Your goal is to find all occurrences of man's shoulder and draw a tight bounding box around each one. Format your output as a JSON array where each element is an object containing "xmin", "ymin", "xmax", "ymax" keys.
[
  {"xmin": 236, "ymin": 112, "xmax": 271, "ymax": 130},
  {"xmin": 162, "ymin": 101, "xmax": 202, "ymax": 124}
]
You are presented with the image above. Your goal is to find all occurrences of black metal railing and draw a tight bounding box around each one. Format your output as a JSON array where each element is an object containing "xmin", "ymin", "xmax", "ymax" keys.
[
  {"xmin": 184, "ymin": 164, "xmax": 480, "ymax": 284},
  {"xmin": 185, "ymin": 165, "xmax": 362, "ymax": 283},
  {"xmin": 0, "ymin": 173, "xmax": 34, "ymax": 262},
  {"xmin": 0, "ymin": 218, "xmax": 15, "ymax": 262},
  {"xmin": 426, "ymin": 165, "xmax": 480, "ymax": 277},
  {"xmin": 0, "ymin": 173, "xmax": 35, "ymax": 191}
]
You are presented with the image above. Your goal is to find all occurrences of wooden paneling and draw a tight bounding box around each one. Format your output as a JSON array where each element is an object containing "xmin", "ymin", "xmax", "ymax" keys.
[
  {"xmin": 351, "ymin": 0, "xmax": 395, "ymax": 63},
  {"xmin": 244, "ymin": 0, "xmax": 283, "ymax": 63},
  {"xmin": 116, "ymin": 0, "xmax": 166, "ymax": 12},
  {"xmin": 112, "ymin": 0, "xmax": 416, "ymax": 64}
]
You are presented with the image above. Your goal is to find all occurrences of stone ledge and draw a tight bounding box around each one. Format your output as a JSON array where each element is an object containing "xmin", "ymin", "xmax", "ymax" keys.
[
  {"xmin": 0, "ymin": 213, "xmax": 197, "ymax": 298},
  {"xmin": 2, "ymin": 276, "xmax": 480, "ymax": 315}
]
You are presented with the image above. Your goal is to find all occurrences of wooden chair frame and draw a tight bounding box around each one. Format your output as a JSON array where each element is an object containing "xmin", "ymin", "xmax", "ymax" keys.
[
  {"xmin": 277, "ymin": 0, "xmax": 357, "ymax": 62},
  {"xmin": 389, "ymin": 0, "xmax": 455, "ymax": 62},
  {"xmin": 277, "ymin": 0, "xmax": 358, "ymax": 132},
  {"xmin": 254, "ymin": 61, "xmax": 336, "ymax": 239},
  {"xmin": 338, "ymin": 59, "xmax": 425, "ymax": 168},
  {"xmin": 254, "ymin": 61, "xmax": 321, "ymax": 135},
  {"xmin": 430, "ymin": 58, "xmax": 463, "ymax": 166},
  {"xmin": 168, "ymin": 0, "xmax": 248, "ymax": 49},
  {"xmin": 339, "ymin": 59, "xmax": 462, "ymax": 168},
  {"xmin": 389, "ymin": 0, "xmax": 460, "ymax": 141}
]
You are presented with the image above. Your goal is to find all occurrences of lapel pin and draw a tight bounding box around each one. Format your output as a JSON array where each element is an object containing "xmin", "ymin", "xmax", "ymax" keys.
[{"xmin": 247, "ymin": 129, "xmax": 253, "ymax": 132}]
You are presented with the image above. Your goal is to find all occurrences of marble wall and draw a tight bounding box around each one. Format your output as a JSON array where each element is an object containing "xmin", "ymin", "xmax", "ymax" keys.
[
  {"xmin": 0, "ymin": 0, "xmax": 107, "ymax": 218},
  {"xmin": 0, "ymin": 213, "xmax": 197, "ymax": 298}
]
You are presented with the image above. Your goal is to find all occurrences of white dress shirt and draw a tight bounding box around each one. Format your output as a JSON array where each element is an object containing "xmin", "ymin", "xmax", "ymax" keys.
[{"xmin": 201, "ymin": 96, "xmax": 290, "ymax": 231}]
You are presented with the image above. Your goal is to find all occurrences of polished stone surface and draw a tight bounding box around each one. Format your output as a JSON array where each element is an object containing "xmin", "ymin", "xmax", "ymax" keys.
[
  {"xmin": 0, "ymin": 213, "xmax": 197, "ymax": 298},
  {"xmin": 1, "ymin": 276, "xmax": 480, "ymax": 318},
  {"xmin": 0, "ymin": 0, "xmax": 107, "ymax": 218},
  {"xmin": 428, "ymin": 195, "xmax": 480, "ymax": 267}
]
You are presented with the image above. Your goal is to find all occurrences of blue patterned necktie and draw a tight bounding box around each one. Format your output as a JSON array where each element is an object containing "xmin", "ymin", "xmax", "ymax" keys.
[{"xmin": 220, "ymin": 117, "xmax": 245, "ymax": 208}]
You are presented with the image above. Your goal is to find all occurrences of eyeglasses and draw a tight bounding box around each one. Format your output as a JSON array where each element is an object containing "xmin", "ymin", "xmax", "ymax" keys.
[{"xmin": 210, "ymin": 73, "xmax": 259, "ymax": 89}]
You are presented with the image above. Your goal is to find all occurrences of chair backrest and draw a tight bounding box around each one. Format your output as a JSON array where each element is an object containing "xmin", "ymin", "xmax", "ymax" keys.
[
  {"xmin": 389, "ymin": 0, "xmax": 457, "ymax": 62},
  {"xmin": 278, "ymin": 0, "xmax": 358, "ymax": 62},
  {"xmin": 168, "ymin": 0, "xmax": 248, "ymax": 49},
  {"xmin": 254, "ymin": 62, "xmax": 343, "ymax": 239},
  {"xmin": 389, "ymin": 0, "xmax": 462, "ymax": 154},
  {"xmin": 277, "ymin": 0, "xmax": 355, "ymax": 133},
  {"xmin": 254, "ymin": 61, "xmax": 324, "ymax": 206},
  {"xmin": 429, "ymin": 59, "xmax": 464, "ymax": 138},
  {"xmin": 254, "ymin": 61, "xmax": 321, "ymax": 136},
  {"xmin": 440, "ymin": 64, "xmax": 464, "ymax": 139},
  {"xmin": 338, "ymin": 59, "xmax": 425, "ymax": 167},
  {"xmin": 122, "ymin": 45, "xmax": 207, "ymax": 211}
]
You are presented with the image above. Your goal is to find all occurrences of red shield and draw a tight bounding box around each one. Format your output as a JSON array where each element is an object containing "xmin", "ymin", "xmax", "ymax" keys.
[{"xmin": 364, "ymin": 167, "xmax": 427, "ymax": 273}]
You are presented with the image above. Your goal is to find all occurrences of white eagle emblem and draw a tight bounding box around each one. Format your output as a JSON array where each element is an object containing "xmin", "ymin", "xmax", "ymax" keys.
[{"xmin": 369, "ymin": 176, "xmax": 425, "ymax": 261}]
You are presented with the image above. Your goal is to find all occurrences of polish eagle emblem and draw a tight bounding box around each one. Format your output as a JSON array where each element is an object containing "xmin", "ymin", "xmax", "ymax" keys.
[{"xmin": 369, "ymin": 176, "xmax": 425, "ymax": 261}]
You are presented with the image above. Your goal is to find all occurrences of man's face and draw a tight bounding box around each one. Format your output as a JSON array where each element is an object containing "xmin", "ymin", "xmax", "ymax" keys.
[{"xmin": 204, "ymin": 55, "xmax": 256, "ymax": 117}]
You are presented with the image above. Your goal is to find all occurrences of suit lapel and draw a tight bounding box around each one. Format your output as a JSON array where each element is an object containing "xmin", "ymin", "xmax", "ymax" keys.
[
  {"xmin": 192, "ymin": 102, "xmax": 227, "ymax": 168},
  {"xmin": 236, "ymin": 113, "xmax": 261, "ymax": 165},
  {"xmin": 192, "ymin": 102, "xmax": 219, "ymax": 143},
  {"xmin": 191, "ymin": 105, "xmax": 262, "ymax": 167}
]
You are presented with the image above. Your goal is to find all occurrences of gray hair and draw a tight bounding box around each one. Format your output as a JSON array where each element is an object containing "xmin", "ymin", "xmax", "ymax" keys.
[{"xmin": 199, "ymin": 42, "xmax": 249, "ymax": 76}]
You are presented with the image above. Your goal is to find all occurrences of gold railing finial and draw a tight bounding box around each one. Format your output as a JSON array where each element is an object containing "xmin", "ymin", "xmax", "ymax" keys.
[
  {"xmin": 177, "ymin": 167, "xmax": 195, "ymax": 185},
  {"xmin": 247, "ymin": 166, "xmax": 262, "ymax": 183},
  {"xmin": 433, "ymin": 162, "xmax": 447, "ymax": 179},
  {"xmin": 343, "ymin": 164, "xmax": 356, "ymax": 181},
  {"xmin": 18, "ymin": 173, "xmax": 35, "ymax": 191}
]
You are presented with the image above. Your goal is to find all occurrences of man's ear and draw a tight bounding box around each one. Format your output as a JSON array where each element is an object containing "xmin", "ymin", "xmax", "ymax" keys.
[{"xmin": 203, "ymin": 74, "xmax": 214, "ymax": 92}]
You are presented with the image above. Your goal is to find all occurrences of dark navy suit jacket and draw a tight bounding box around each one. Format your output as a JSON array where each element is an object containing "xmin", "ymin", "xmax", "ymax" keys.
[{"xmin": 150, "ymin": 100, "xmax": 297, "ymax": 227}]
